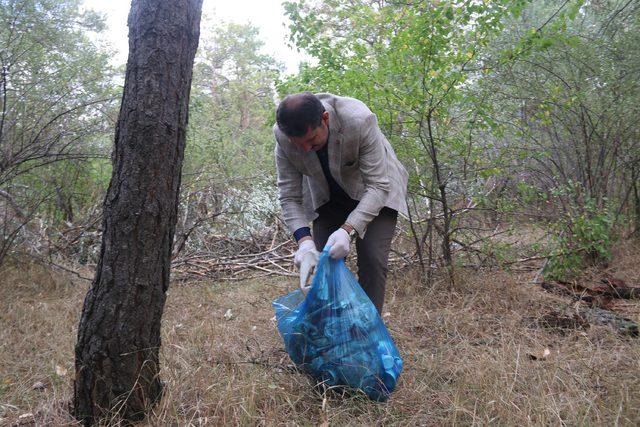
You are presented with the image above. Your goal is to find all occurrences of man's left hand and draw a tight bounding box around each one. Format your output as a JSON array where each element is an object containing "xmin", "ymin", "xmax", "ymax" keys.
[{"xmin": 326, "ymin": 228, "xmax": 350, "ymax": 259}]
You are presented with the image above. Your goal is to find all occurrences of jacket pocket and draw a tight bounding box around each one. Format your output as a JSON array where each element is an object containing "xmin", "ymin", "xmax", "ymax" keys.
[{"xmin": 343, "ymin": 160, "xmax": 357, "ymax": 167}]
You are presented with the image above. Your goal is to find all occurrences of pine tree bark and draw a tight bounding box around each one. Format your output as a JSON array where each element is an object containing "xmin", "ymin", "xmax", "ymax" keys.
[{"xmin": 73, "ymin": 1, "xmax": 202, "ymax": 424}]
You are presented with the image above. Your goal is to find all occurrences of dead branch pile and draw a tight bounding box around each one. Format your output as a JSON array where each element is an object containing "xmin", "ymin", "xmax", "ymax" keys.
[
  {"xmin": 171, "ymin": 228, "xmax": 415, "ymax": 282},
  {"xmin": 172, "ymin": 234, "xmax": 298, "ymax": 281}
]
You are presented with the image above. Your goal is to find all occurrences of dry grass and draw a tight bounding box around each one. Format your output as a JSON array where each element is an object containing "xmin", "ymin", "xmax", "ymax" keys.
[{"xmin": 1, "ymin": 241, "xmax": 640, "ymax": 426}]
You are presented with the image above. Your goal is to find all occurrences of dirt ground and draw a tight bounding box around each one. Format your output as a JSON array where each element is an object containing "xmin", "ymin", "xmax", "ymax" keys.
[{"xmin": 1, "ymin": 240, "xmax": 639, "ymax": 426}]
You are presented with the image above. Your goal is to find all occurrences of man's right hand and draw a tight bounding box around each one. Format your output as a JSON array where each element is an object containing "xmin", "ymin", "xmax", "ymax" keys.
[
  {"xmin": 294, "ymin": 239, "xmax": 317, "ymax": 268},
  {"xmin": 299, "ymin": 248, "xmax": 319, "ymax": 293}
]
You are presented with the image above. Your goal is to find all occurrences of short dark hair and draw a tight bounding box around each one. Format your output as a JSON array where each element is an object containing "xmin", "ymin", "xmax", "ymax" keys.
[{"xmin": 276, "ymin": 92, "xmax": 325, "ymax": 137}]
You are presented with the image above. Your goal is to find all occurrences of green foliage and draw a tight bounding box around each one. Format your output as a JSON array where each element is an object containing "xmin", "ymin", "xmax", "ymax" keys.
[
  {"xmin": 480, "ymin": 0, "xmax": 640, "ymax": 217},
  {"xmin": 188, "ymin": 21, "xmax": 282, "ymax": 181},
  {"xmin": 0, "ymin": 0, "xmax": 117, "ymax": 264},
  {"xmin": 280, "ymin": 0, "xmax": 535, "ymax": 223},
  {"xmin": 280, "ymin": 0, "xmax": 627, "ymax": 273},
  {"xmin": 483, "ymin": 240, "xmax": 516, "ymax": 265},
  {"xmin": 181, "ymin": 20, "xmax": 283, "ymax": 238},
  {"xmin": 0, "ymin": 0, "xmax": 117, "ymax": 162},
  {"xmin": 545, "ymin": 198, "xmax": 614, "ymax": 281},
  {"xmin": 0, "ymin": 0, "xmax": 117, "ymax": 181}
]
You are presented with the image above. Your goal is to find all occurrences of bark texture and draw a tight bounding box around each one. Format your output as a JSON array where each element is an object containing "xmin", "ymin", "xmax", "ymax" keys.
[{"xmin": 73, "ymin": 0, "xmax": 202, "ymax": 424}]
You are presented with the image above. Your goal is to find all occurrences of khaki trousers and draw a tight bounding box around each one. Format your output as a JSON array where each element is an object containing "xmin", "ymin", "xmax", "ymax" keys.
[{"xmin": 312, "ymin": 203, "xmax": 398, "ymax": 314}]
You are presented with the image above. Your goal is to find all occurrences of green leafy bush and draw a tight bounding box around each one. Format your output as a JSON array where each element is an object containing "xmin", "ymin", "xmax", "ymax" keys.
[{"xmin": 544, "ymin": 199, "xmax": 614, "ymax": 280}]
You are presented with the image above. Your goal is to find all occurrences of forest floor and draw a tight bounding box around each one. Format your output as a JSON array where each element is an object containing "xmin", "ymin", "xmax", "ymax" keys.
[{"xmin": 1, "ymin": 238, "xmax": 639, "ymax": 426}]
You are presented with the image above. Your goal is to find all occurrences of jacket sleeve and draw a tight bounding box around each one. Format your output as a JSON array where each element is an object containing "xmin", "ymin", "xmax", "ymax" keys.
[
  {"xmin": 274, "ymin": 141, "xmax": 310, "ymax": 234},
  {"xmin": 345, "ymin": 114, "xmax": 391, "ymax": 238}
]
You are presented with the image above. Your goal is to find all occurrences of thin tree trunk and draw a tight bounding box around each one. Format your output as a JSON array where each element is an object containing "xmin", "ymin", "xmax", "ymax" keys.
[
  {"xmin": 426, "ymin": 206, "xmax": 435, "ymax": 285},
  {"xmin": 426, "ymin": 113, "xmax": 454, "ymax": 285},
  {"xmin": 407, "ymin": 194, "xmax": 426, "ymax": 278},
  {"xmin": 73, "ymin": 1, "xmax": 202, "ymax": 425},
  {"xmin": 633, "ymin": 167, "xmax": 640, "ymax": 235}
]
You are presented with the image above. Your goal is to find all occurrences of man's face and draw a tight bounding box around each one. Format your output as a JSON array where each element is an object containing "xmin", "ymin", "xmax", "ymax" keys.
[{"xmin": 289, "ymin": 111, "xmax": 329, "ymax": 152}]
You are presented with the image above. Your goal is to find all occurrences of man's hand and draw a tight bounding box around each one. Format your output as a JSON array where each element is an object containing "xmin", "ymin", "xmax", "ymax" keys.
[
  {"xmin": 294, "ymin": 239, "xmax": 316, "ymax": 268},
  {"xmin": 326, "ymin": 227, "xmax": 351, "ymax": 259},
  {"xmin": 299, "ymin": 249, "xmax": 319, "ymax": 293}
]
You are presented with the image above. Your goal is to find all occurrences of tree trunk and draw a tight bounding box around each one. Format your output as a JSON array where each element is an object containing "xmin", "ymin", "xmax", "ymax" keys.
[
  {"xmin": 73, "ymin": 1, "xmax": 202, "ymax": 425},
  {"xmin": 425, "ymin": 113, "xmax": 454, "ymax": 285},
  {"xmin": 633, "ymin": 167, "xmax": 640, "ymax": 235},
  {"xmin": 438, "ymin": 183, "xmax": 454, "ymax": 284},
  {"xmin": 407, "ymin": 194, "xmax": 426, "ymax": 279}
]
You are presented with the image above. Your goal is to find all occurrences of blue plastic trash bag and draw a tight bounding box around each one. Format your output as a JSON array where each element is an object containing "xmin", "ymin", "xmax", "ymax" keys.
[{"xmin": 272, "ymin": 247, "xmax": 403, "ymax": 401}]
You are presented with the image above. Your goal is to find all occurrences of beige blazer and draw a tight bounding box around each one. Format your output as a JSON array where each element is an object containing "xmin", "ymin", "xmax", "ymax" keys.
[{"xmin": 274, "ymin": 93, "xmax": 408, "ymax": 238}]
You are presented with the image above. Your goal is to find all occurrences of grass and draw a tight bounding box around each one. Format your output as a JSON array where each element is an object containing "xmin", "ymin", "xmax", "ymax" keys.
[{"xmin": 0, "ymin": 240, "xmax": 639, "ymax": 426}]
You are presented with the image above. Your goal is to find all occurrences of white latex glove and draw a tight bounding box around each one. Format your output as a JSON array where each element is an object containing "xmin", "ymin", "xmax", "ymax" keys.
[
  {"xmin": 326, "ymin": 228, "xmax": 350, "ymax": 259},
  {"xmin": 294, "ymin": 239, "xmax": 316, "ymax": 268},
  {"xmin": 299, "ymin": 249, "xmax": 319, "ymax": 294}
]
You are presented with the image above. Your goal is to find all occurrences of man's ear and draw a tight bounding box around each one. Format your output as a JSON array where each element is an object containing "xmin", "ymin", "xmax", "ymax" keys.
[{"xmin": 322, "ymin": 110, "xmax": 329, "ymax": 125}]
